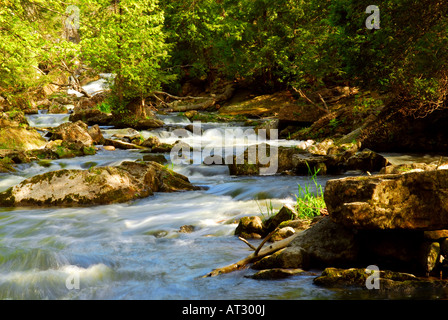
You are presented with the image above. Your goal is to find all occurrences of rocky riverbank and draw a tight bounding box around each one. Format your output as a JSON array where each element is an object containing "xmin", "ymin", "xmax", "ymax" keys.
[
  {"xmin": 232, "ymin": 162, "xmax": 448, "ymax": 297},
  {"xmin": 3, "ymin": 79, "xmax": 448, "ymax": 298}
]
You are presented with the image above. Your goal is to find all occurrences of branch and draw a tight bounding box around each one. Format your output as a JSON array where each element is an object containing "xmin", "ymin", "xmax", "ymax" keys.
[
  {"xmin": 153, "ymin": 91, "xmax": 210, "ymax": 101},
  {"xmin": 254, "ymin": 227, "xmax": 279, "ymax": 256},
  {"xmin": 292, "ymin": 87, "xmax": 329, "ymax": 114},
  {"xmin": 238, "ymin": 237, "xmax": 257, "ymax": 251},
  {"xmin": 202, "ymin": 233, "xmax": 299, "ymax": 277}
]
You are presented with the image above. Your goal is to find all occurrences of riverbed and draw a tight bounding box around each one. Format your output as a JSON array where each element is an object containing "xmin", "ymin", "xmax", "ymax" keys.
[{"xmin": 0, "ymin": 111, "xmax": 435, "ymax": 300}]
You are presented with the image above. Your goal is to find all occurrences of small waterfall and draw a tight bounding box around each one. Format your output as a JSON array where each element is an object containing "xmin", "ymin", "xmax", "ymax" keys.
[{"xmin": 25, "ymin": 113, "xmax": 70, "ymax": 128}]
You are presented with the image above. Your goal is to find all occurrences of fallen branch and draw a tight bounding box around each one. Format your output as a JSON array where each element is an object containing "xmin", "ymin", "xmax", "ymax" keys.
[
  {"xmin": 254, "ymin": 227, "xmax": 279, "ymax": 256},
  {"xmin": 318, "ymin": 93, "xmax": 329, "ymax": 111},
  {"xmin": 153, "ymin": 91, "xmax": 210, "ymax": 101},
  {"xmin": 238, "ymin": 237, "xmax": 257, "ymax": 251},
  {"xmin": 156, "ymin": 84, "xmax": 235, "ymax": 112},
  {"xmin": 202, "ymin": 232, "xmax": 299, "ymax": 277},
  {"xmin": 292, "ymin": 87, "xmax": 329, "ymax": 114}
]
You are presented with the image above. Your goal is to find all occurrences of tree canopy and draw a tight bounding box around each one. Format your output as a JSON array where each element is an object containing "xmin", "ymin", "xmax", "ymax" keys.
[{"xmin": 0, "ymin": 0, "xmax": 447, "ymax": 112}]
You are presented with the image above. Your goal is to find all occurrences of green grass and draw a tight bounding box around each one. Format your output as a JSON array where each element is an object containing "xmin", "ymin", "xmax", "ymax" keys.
[
  {"xmin": 256, "ymin": 199, "xmax": 276, "ymax": 221},
  {"xmin": 97, "ymin": 102, "xmax": 112, "ymax": 113},
  {"xmin": 295, "ymin": 163, "xmax": 326, "ymax": 219}
]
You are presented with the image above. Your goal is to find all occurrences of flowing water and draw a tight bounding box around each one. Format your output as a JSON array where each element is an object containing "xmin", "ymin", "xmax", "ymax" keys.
[{"xmin": 0, "ymin": 112, "xmax": 412, "ymax": 300}]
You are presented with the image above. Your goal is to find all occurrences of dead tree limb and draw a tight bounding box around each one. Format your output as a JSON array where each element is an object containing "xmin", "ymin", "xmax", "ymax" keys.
[
  {"xmin": 202, "ymin": 233, "xmax": 299, "ymax": 278},
  {"xmin": 238, "ymin": 237, "xmax": 257, "ymax": 251},
  {"xmin": 156, "ymin": 84, "xmax": 235, "ymax": 112},
  {"xmin": 254, "ymin": 227, "xmax": 279, "ymax": 256},
  {"xmin": 292, "ymin": 87, "xmax": 329, "ymax": 114}
]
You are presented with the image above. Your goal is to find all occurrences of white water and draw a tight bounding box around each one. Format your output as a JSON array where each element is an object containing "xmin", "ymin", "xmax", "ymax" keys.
[{"xmin": 0, "ymin": 113, "xmax": 377, "ymax": 300}]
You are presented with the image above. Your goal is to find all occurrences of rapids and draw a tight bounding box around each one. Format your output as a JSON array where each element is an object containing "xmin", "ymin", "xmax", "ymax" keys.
[{"xmin": 0, "ymin": 111, "xmax": 425, "ymax": 300}]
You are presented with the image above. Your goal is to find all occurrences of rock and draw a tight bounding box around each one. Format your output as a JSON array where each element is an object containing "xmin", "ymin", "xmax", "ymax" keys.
[
  {"xmin": 104, "ymin": 138, "xmax": 146, "ymax": 150},
  {"xmin": 0, "ymin": 161, "xmax": 199, "ymax": 207},
  {"xmin": 141, "ymin": 136, "xmax": 161, "ymax": 148},
  {"xmin": 263, "ymin": 204, "xmax": 298, "ymax": 233},
  {"xmin": 380, "ymin": 163, "xmax": 437, "ymax": 174},
  {"xmin": 88, "ymin": 124, "xmax": 105, "ymax": 145},
  {"xmin": 424, "ymin": 230, "xmax": 448, "ymax": 240},
  {"xmin": 0, "ymin": 157, "xmax": 16, "ymax": 173},
  {"xmin": 356, "ymin": 229, "xmax": 434, "ymax": 274},
  {"xmin": 421, "ymin": 242, "xmax": 440, "ymax": 276},
  {"xmin": 142, "ymin": 154, "xmax": 168, "ymax": 165},
  {"xmin": 252, "ymin": 246, "xmax": 310, "ymax": 270},
  {"xmin": 248, "ymin": 268, "xmax": 305, "ymax": 280},
  {"xmin": 184, "ymin": 110, "xmax": 198, "ymax": 119},
  {"xmin": 307, "ymin": 138, "xmax": 335, "ymax": 156},
  {"xmin": 282, "ymin": 217, "xmax": 359, "ymax": 268},
  {"xmin": 179, "ymin": 225, "xmax": 195, "ymax": 233},
  {"xmin": 313, "ymin": 267, "xmax": 417, "ymax": 288},
  {"xmin": 45, "ymin": 140, "xmax": 94, "ymax": 159},
  {"xmin": 69, "ymin": 108, "xmax": 113, "ymax": 126},
  {"xmin": 51, "ymin": 121, "xmax": 93, "ymax": 148},
  {"xmin": 254, "ymin": 119, "xmax": 279, "ymax": 139},
  {"xmin": 313, "ymin": 267, "xmax": 448, "ymax": 298},
  {"xmin": 111, "ymin": 128, "xmax": 141, "ymax": 141},
  {"xmin": 151, "ymin": 143, "xmax": 175, "ymax": 153},
  {"xmin": 269, "ymin": 227, "xmax": 296, "ymax": 242},
  {"xmin": 114, "ymin": 118, "xmax": 164, "ymax": 130},
  {"xmin": 228, "ymin": 145, "xmax": 387, "ymax": 176},
  {"xmin": 343, "ymin": 149, "xmax": 389, "ymax": 173},
  {"xmin": 234, "ymin": 216, "xmax": 264, "ymax": 239},
  {"xmin": 184, "ymin": 124, "xmax": 203, "ymax": 134},
  {"xmin": 359, "ymin": 101, "xmax": 448, "ymax": 154},
  {"xmin": 48, "ymin": 104, "xmax": 68, "ymax": 114},
  {"xmin": 278, "ymin": 219, "xmax": 311, "ymax": 231},
  {"xmin": 0, "ymin": 127, "xmax": 47, "ymax": 151},
  {"xmin": 325, "ymin": 169, "xmax": 448, "ymax": 230},
  {"xmin": 102, "ymin": 146, "xmax": 115, "ymax": 151}
]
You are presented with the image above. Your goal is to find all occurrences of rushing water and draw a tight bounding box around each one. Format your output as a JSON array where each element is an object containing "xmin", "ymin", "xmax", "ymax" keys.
[{"xmin": 0, "ymin": 112, "xmax": 413, "ymax": 300}]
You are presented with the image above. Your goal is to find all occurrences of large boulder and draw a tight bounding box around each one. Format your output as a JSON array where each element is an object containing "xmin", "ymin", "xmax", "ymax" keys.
[
  {"xmin": 0, "ymin": 161, "xmax": 199, "ymax": 207},
  {"xmin": 325, "ymin": 169, "xmax": 448, "ymax": 230},
  {"xmin": 50, "ymin": 121, "xmax": 94, "ymax": 148},
  {"xmin": 253, "ymin": 217, "xmax": 358, "ymax": 270}
]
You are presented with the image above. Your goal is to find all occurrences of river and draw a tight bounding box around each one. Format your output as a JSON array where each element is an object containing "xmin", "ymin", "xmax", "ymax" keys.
[{"xmin": 0, "ymin": 111, "xmax": 426, "ymax": 300}]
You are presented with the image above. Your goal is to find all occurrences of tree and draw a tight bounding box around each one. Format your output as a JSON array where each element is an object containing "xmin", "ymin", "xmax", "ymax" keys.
[
  {"xmin": 329, "ymin": 0, "xmax": 448, "ymax": 105},
  {"xmin": 80, "ymin": 0, "xmax": 171, "ymax": 113}
]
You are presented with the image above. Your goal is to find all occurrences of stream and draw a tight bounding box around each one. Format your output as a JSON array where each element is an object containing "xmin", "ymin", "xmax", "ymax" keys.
[{"xmin": 0, "ymin": 111, "xmax": 435, "ymax": 300}]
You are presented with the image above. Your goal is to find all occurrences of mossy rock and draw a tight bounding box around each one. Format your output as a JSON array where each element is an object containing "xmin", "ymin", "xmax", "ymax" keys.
[{"xmin": 0, "ymin": 127, "xmax": 46, "ymax": 151}]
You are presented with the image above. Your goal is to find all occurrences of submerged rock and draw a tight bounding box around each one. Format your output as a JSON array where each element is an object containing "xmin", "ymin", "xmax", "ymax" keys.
[
  {"xmin": 248, "ymin": 268, "xmax": 306, "ymax": 280},
  {"xmin": 313, "ymin": 267, "xmax": 448, "ymax": 298},
  {"xmin": 313, "ymin": 267, "xmax": 417, "ymax": 288},
  {"xmin": 0, "ymin": 161, "xmax": 199, "ymax": 207}
]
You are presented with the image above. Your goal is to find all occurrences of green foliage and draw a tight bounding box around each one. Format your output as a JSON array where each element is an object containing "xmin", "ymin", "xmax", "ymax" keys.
[
  {"xmin": 97, "ymin": 102, "xmax": 112, "ymax": 114},
  {"xmin": 1, "ymin": 0, "xmax": 447, "ymax": 113},
  {"xmin": 80, "ymin": 0, "xmax": 172, "ymax": 106},
  {"xmin": 328, "ymin": 0, "xmax": 448, "ymax": 99}
]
